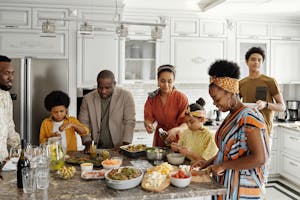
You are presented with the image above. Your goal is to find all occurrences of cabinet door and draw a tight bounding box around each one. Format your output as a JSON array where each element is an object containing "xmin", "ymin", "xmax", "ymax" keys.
[
  {"xmin": 271, "ymin": 23, "xmax": 300, "ymax": 40},
  {"xmin": 281, "ymin": 127, "xmax": 300, "ymax": 157},
  {"xmin": 237, "ymin": 21, "xmax": 270, "ymax": 39},
  {"xmin": 119, "ymin": 36, "xmax": 161, "ymax": 84},
  {"xmin": 171, "ymin": 18, "xmax": 199, "ymax": 36},
  {"xmin": 0, "ymin": 30, "xmax": 67, "ymax": 58},
  {"xmin": 171, "ymin": 37, "xmax": 226, "ymax": 83},
  {"xmin": 280, "ymin": 153, "xmax": 300, "ymax": 185},
  {"xmin": 123, "ymin": 15, "xmax": 162, "ymax": 36},
  {"xmin": 271, "ymin": 40, "xmax": 300, "ymax": 83},
  {"xmin": 0, "ymin": 7, "xmax": 31, "ymax": 29},
  {"xmin": 200, "ymin": 19, "xmax": 227, "ymax": 37},
  {"xmin": 77, "ymin": 32, "xmax": 118, "ymax": 88},
  {"xmin": 236, "ymin": 39, "xmax": 270, "ymax": 79},
  {"xmin": 32, "ymin": 8, "xmax": 69, "ymax": 30}
]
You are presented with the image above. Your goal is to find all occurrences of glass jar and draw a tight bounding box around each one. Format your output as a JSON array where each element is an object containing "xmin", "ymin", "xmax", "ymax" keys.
[{"xmin": 47, "ymin": 137, "xmax": 64, "ymax": 171}]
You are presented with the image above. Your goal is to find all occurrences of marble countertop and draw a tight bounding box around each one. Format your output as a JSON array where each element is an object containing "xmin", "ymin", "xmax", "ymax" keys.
[{"xmin": 0, "ymin": 155, "xmax": 226, "ymax": 200}]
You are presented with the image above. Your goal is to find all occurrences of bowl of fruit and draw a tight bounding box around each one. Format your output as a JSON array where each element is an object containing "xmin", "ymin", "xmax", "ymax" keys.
[
  {"xmin": 170, "ymin": 169, "xmax": 191, "ymax": 188},
  {"xmin": 57, "ymin": 166, "xmax": 76, "ymax": 179}
]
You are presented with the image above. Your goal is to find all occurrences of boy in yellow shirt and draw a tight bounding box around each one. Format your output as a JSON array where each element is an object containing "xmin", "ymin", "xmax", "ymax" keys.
[{"xmin": 39, "ymin": 91, "xmax": 89, "ymax": 152}]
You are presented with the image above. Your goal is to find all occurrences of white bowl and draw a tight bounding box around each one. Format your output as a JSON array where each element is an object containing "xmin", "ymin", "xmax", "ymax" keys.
[
  {"xmin": 167, "ymin": 153, "xmax": 185, "ymax": 165},
  {"xmin": 101, "ymin": 158, "xmax": 122, "ymax": 170},
  {"xmin": 80, "ymin": 162, "xmax": 93, "ymax": 173},
  {"xmin": 170, "ymin": 171, "xmax": 191, "ymax": 188},
  {"xmin": 105, "ymin": 166, "xmax": 143, "ymax": 190}
]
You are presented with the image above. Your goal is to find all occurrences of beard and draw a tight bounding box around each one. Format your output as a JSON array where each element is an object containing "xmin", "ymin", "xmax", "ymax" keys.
[{"xmin": 0, "ymin": 84, "xmax": 12, "ymax": 91}]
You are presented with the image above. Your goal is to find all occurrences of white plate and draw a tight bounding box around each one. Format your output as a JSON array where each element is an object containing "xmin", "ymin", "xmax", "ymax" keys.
[{"xmin": 81, "ymin": 169, "xmax": 107, "ymax": 180}]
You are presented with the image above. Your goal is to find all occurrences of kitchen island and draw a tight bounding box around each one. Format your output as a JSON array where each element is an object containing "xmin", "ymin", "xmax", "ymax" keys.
[
  {"xmin": 0, "ymin": 151, "xmax": 226, "ymax": 200},
  {"xmin": 0, "ymin": 169, "xmax": 226, "ymax": 200}
]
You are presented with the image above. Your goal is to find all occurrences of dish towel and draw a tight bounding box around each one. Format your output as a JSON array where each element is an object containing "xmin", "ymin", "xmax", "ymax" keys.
[{"xmin": 2, "ymin": 160, "xmax": 17, "ymax": 171}]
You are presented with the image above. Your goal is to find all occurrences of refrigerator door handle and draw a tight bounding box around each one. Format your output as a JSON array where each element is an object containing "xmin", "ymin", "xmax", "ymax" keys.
[
  {"xmin": 20, "ymin": 58, "xmax": 26, "ymax": 140},
  {"xmin": 26, "ymin": 58, "xmax": 32, "ymax": 144}
]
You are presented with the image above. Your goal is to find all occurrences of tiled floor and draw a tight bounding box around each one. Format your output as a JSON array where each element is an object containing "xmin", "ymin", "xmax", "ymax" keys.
[{"xmin": 266, "ymin": 177, "xmax": 300, "ymax": 200}]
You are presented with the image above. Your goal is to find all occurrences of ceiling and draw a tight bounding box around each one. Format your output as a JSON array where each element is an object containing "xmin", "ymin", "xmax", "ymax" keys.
[{"xmin": 124, "ymin": 0, "xmax": 300, "ymax": 19}]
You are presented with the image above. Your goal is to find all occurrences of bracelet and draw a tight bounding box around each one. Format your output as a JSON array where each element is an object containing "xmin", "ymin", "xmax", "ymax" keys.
[{"xmin": 265, "ymin": 102, "xmax": 269, "ymax": 109}]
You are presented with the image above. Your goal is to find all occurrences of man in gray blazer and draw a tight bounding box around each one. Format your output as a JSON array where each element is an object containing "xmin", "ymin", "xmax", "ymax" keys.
[{"xmin": 78, "ymin": 70, "xmax": 136, "ymax": 150}]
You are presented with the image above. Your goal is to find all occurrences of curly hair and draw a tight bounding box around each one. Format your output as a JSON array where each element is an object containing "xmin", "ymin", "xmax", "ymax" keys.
[
  {"xmin": 245, "ymin": 47, "xmax": 265, "ymax": 61},
  {"xmin": 208, "ymin": 60, "xmax": 240, "ymax": 79},
  {"xmin": 44, "ymin": 90, "xmax": 70, "ymax": 111},
  {"xmin": 0, "ymin": 55, "xmax": 11, "ymax": 62}
]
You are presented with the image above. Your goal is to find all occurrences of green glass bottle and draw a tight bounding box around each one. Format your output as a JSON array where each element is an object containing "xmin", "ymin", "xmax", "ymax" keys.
[{"xmin": 17, "ymin": 140, "xmax": 30, "ymax": 188}]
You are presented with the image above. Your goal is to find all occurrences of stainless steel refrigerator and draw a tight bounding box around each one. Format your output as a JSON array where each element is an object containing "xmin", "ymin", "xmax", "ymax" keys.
[{"xmin": 10, "ymin": 57, "xmax": 69, "ymax": 145}]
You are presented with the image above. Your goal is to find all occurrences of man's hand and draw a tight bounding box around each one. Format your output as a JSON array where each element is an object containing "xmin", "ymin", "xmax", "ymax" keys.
[{"xmin": 83, "ymin": 141, "xmax": 92, "ymax": 154}]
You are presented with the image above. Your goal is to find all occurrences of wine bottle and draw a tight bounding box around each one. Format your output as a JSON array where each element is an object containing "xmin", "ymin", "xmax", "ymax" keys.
[{"xmin": 17, "ymin": 140, "xmax": 30, "ymax": 188}]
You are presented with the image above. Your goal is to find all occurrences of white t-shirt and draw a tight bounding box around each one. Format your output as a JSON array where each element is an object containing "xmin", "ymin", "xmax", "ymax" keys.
[{"xmin": 52, "ymin": 120, "xmax": 85, "ymax": 151}]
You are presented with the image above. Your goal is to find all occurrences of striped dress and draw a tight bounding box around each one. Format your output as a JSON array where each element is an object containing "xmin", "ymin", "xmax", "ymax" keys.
[{"xmin": 213, "ymin": 106, "xmax": 270, "ymax": 200}]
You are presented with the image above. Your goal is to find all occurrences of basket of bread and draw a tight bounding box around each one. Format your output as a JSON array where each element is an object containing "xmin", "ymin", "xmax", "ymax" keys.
[{"xmin": 141, "ymin": 162, "xmax": 175, "ymax": 192}]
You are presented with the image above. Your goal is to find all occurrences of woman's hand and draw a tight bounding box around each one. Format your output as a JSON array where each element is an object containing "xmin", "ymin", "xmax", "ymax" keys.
[
  {"xmin": 165, "ymin": 127, "xmax": 180, "ymax": 143},
  {"xmin": 209, "ymin": 164, "xmax": 226, "ymax": 176},
  {"xmin": 144, "ymin": 120, "xmax": 154, "ymax": 134},
  {"xmin": 191, "ymin": 159, "xmax": 207, "ymax": 170}
]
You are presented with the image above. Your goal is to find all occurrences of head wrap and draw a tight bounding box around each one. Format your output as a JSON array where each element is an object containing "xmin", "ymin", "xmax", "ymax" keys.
[
  {"xmin": 210, "ymin": 76, "xmax": 239, "ymax": 94},
  {"xmin": 157, "ymin": 65, "xmax": 176, "ymax": 75},
  {"xmin": 186, "ymin": 107, "xmax": 206, "ymax": 118}
]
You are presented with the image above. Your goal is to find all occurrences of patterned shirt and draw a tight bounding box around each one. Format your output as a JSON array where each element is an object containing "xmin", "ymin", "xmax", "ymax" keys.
[{"xmin": 0, "ymin": 89, "xmax": 20, "ymax": 162}]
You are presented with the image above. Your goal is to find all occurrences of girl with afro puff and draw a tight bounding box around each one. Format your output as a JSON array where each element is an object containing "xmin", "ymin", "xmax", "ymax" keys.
[{"xmin": 39, "ymin": 91, "xmax": 89, "ymax": 152}]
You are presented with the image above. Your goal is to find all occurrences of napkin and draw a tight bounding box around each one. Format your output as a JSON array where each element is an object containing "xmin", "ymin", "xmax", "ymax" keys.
[{"xmin": 2, "ymin": 160, "xmax": 17, "ymax": 171}]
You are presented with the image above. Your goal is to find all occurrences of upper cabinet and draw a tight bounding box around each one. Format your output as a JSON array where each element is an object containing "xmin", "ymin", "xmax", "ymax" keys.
[
  {"xmin": 32, "ymin": 8, "xmax": 69, "ymax": 30},
  {"xmin": 123, "ymin": 15, "xmax": 162, "ymax": 36},
  {"xmin": 77, "ymin": 32, "xmax": 118, "ymax": 88},
  {"xmin": 271, "ymin": 23, "xmax": 300, "ymax": 40},
  {"xmin": 119, "ymin": 36, "xmax": 161, "ymax": 84},
  {"xmin": 0, "ymin": 7, "xmax": 31, "ymax": 29},
  {"xmin": 0, "ymin": 30, "xmax": 67, "ymax": 58},
  {"xmin": 171, "ymin": 37, "xmax": 226, "ymax": 83},
  {"xmin": 237, "ymin": 21, "xmax": 270, "ymax": 39},
  {"xmin": 270, "ymin": 40, "xmax": 300, "ymax": 83},
  {"xmin": 199, "ymin": 19, "xmax": 227, "ymax": 37},
  {"xmin": 171, "ymin": 18, "xmax": 199, "ymax": 37}
]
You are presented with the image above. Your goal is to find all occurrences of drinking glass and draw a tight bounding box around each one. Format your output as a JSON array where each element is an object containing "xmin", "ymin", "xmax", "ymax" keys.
[
  {"xmin": 36, "ymin": 167, "xmax": 49, "ymax": 189},
  {"xmin": 25, "ymin": 145, "xmax": 42, "ymax": 169},
  {"xmin": 9, "ymin": 147, "xmax": 21, "ymax": 164},
  {"xmin": 22, "ymin": 168, "xmax": 36, "ymax": 193}
]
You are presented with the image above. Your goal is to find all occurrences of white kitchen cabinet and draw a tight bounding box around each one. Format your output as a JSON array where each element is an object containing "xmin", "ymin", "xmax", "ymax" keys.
[
  {"xmin": 0, "ymin": 29, "xmax": 67, "ymax": 58},
  {"xmin": 123, "ymin": 15, "xmax": 162, "ymax": 36},
  {"xmin": 271, "ymin": 23, "xmax": 300, "ymax": 40},
  {"xmin": 279, "ymin": 127, "xmax": 300, "ymax": 185},
  {"xmin": 269, "ymin": 126, "xmax": 279, "ymax": 176},
  {"xmin": 270, "ymin": 40, "xmax": 300, "ymax": 83},
  {"xmin": 171, "ymin": 37, "xmax": 226, "ymax": 83},
  {"xmin": 236, "ymin": 39, "xmax": 270, "ymax": 79},
  {"xmin": 237, "ymin": 21, "xmax": 270, "ymax": 39},
  {"xmin": 171, "ymin": 18, "xmax": 199, "ymax": 37},
  {"xmin": 32, "ymin": 8, "xmax": 69, "ymax": 30},
  {"xmin": 0, "ymin": 7, "xmax": 31, "ymax": 29},
  {"xmin": 119, "ymin": 36, "xmax": 161, "ymax": 84},
  {"xmin": 77, "ymin": 32, "xmax": 118, "ymax": 88},
  {"xmin": 199, "ymin": 19, "xmax": 227, "ymax": 37}
]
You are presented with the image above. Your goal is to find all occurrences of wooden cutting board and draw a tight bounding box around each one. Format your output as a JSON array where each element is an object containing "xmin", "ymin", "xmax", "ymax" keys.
[{"xmin": 191, "ymin": 170, "xmax": 211, "ymax": 183}]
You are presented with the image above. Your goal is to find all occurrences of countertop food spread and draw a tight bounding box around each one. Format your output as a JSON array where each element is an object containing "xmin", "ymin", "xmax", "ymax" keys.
[{"xmin": 0, "ymin": 149, "xmax": 226, "ymax": 200}]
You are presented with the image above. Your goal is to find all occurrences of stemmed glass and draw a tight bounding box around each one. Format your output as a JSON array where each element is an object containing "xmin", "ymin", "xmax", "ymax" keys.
[{"xmin": 9, "ymin": 147, "xmax": 21, "ymax": 164}]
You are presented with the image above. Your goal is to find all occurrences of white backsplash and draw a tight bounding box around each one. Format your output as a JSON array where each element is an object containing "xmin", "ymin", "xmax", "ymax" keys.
[{"xmin": 121, "ymin": 83, "xmax": 219, "ymax": 122}]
